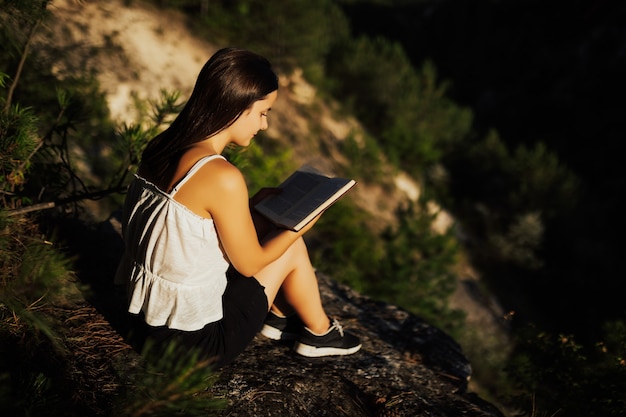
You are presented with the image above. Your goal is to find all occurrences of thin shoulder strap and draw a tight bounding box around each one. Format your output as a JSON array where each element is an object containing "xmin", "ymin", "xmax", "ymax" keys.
[{"xmin": 170, "ymin": 154, "xmax": 226, "ymax": 196}]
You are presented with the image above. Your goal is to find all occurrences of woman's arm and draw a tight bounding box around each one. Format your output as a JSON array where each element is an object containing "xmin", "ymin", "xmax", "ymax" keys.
[
  {"xmin": 249, "ymin": 187, "xmax": 282, "ymax": 240},
  {"xmin": 175, "ymin": 158, "xmax": 318, "ymax": 277}
]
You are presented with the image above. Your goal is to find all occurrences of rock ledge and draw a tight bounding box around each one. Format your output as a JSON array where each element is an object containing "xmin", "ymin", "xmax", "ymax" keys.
[{"xmin": 212, "ymin": 273, "xmax": 503, "ymax": 416}]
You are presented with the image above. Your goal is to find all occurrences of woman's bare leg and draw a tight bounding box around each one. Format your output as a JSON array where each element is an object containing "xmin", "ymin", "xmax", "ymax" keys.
[{"xmin": 254, "ymin": 237, "xmax": 330, "ymax": 334}]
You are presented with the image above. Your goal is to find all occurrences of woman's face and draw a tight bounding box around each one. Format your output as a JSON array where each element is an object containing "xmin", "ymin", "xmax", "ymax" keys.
[{"xmin": 228, "ymin": 90, "xmax": 278, "ymax": 147}]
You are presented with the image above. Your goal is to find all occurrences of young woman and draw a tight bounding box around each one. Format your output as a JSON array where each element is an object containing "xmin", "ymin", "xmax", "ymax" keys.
[{"xmin": 115, "ymin": 48, "xmax": 361, "ymax": 368}]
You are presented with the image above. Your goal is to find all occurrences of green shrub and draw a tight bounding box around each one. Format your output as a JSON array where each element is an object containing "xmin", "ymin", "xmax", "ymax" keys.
[
  {"xmin": 506, "ymin": 321, "xmax": 626, "ymax": 417},
  {"xmin": 326, "ymin": 36, "xmax": 473, "ymax": 177},
  {"xmin": 183, "ymin": 0, "xmax": 350, "ymax": 84},
  {"xmin": 375, "ymin": 202, "xmax": 463, "ymax": 333},
  {"xmin": 0, "ymin": 100, "xmax": 39, "ymax": 207},
  {"xmin": 117, "ymin": 341, "xmax": 226, "ymax": 417},
  {"xmin": 311, "ymin": 197, "xmax": 463, "ymax": 334},
  {"xmin": 224, "ymin": 138, "xmax": 294, "ymax": 196},
  {"xmin": 310, "ymin": 199, "xmax": 383, "ymax": 293},
  {"xmin": 340, "ymin": 131, "xmax": 385, "ymax": 182},
  {"xmin": 327, "ymin": 36, "xmax": 413, "ymax": 133}
]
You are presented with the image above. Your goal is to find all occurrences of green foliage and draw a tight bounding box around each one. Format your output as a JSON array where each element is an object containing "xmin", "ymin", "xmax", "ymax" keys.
[
  {"xmin": 311, "ymin": 200, "xmax": 383, "ymax": 293},
  {"xmin": 457, "ymin": 325, "xmax": 514, "ymax": 409},
  {"xmin": 223, "ymin": 137, "xmax": 295, "ymax": 196},
  {"xmin": 118, "ymin": 342, "xmax": 226, "ymax": 417},
  {"xmin": 312, "ymin": 198, "xmax": 463, "ymax": 334},
  {"xmin": 327, "ymin": 36, "xmax": 414, "ymax": 132},
  {"xmin": 0, "ymin": 214, "xmax": 73, "ymax": 347},
  {"xmin": 506, "ymin": 322, "xmax": 626, "ymax": 417},
  {"xmin": 509, "ymin": 142, "xmax": 581, "ymax": 218},
  {"xmin": 1, "ymin": 61, "xmax": 77, "ymax": 414},
  {"xmin": 0, "ymin": 0, "xmax": 48, "ymax": 59},
  {"xmin": 444, "ymin": 130, "xmax": 580, "ymax": 272},
  {"xmin": 0, "ymin": 329, "xmax": 65, "ymax": 416},
  {"xmin": 0, "ymin": 7, "xmax": 226, "ymax": 415},
  {"xmin": 0, "ymin": 66, "xmax": 74, "ymax": 344},
  {"xmin": 1, "ymin": 0, "xmax": 52, "ymax": 114},
  {"xmin": 488, "ymin": 211, "xmax": 545, "ymax": 270},
  {"xmin": 376, "ymin": 202, "xmax": 463, "ymax": 333},
  {"xmin": 339, "ymin": 131, "xmax": 385, "ymax": 182},
  {"xmin": 0, "ymin": 212, "xmax": 80, "ymax": 417},
  {"xmin": 0, "ymin": 99, "xmax": 39, "ymax": 206},
  {"xmin": 461, "ymin": 130, "xmax": 580, "ymax": 222},
  {"xmin": 112, "ymin": 90, "xmax": 185, "ymax": 188},
  {"xmin": 184, "ymin": 0, "xmax": 350, "ymax": 83},
  {"xmin": 382, "ymin": 60, "xmax": 473, "ymax": 175},
  {"xmin": 326, "ymin": 36, "xmax": 473, "ymax": 177},
  {"xmin": 1, "ymin": 51, "xmax": 122, "ymax": 216},
  {"xmin": 1, "ymin": 24, "xmax": 79, "ymax": 407}
]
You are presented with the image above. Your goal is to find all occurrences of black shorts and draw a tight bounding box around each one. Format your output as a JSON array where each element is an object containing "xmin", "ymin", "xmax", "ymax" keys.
[{"xmin": 133, "ymin": 266, "xmax": 268, "ymax": 368}]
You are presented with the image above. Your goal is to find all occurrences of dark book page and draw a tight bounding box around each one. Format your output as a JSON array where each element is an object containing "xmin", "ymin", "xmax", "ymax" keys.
[
  {"xmin": 254, "ymin": 170, "xmax": 355, "ymax": 230},
  {"xmin": 280, "ymin": 179, "xmax": 351, "ymax": 221},
  {"xmin": 260, "ymin": 172, "xmax": 324, "ymax": 216}
]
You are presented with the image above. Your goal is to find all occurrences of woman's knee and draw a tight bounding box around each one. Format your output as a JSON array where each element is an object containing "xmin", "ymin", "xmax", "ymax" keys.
[{"xmin": 288, "ymin": 236, "xmax": 309, "ymax": 259}]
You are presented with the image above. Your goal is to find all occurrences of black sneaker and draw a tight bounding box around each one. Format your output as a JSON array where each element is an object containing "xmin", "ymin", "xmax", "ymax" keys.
[
  {"xmin": 260, "ymin": 310, "xmax": 303, "ymax": 341},
  {"xmin": 294, "ymin": 318, "xmax": 362, "ymax": 357}
]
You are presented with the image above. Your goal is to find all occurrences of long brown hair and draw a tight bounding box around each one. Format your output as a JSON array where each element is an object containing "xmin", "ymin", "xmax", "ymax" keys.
[{"xmin": 139, "ymin": 47, "xmax": 278, "ymax": 187}]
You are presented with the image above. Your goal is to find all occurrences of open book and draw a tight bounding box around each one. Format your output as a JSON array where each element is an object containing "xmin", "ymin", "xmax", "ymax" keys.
[{"xmin": 254, "ymin": 168, "xmax": 356, "ymax": 231}]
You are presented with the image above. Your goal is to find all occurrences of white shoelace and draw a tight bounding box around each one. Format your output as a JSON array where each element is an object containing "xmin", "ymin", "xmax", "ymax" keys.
[{"xmin": 331, "ymin": 318, "xmax": 344, "ymax": 337}]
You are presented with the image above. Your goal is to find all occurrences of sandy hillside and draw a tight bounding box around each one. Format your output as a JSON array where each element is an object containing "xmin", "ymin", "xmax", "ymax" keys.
[
  {"xmin": 48, "ymin": 0, "xmax": 215, "ymax": 123},
  {"xmin": 47, "ymin": 0, "xmax": 422, "ymax": 224},
  {"xmin": 46, "ymin": 1, "xmax": 364, "ymax": 173}
]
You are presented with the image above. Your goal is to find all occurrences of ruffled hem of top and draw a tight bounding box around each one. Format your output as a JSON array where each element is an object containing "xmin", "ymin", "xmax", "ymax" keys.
[{"xmin": 127, "ymin": 263, "xmax": 227, "ymax": 332}]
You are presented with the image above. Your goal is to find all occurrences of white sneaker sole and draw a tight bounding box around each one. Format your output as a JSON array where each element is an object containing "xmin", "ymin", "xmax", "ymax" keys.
[
  {"xmin": 260, "ymin": 325, "xmax": 283, "ymax": 340},
  {"xmin": 293, "ymin": 342, "xmax": 362, "ymax": 358},
  {"xmin": 260, "ymin": 325, "xmax": 299, "ymax": 341}
]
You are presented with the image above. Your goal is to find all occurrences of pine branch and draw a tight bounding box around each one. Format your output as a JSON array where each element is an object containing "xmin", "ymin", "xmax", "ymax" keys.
[
  {"xmin": 3, "ymin": 16, "xmax": 42, "ymax": 113},
  {"xmin": 6, "ymin": 185, "xmax": 128, "ymax": 216}
]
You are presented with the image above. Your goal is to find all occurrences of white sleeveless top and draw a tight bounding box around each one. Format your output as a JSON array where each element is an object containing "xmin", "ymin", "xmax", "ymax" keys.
[{"xmin": 115, "ymin": 154, "xmax": 229, "ymax": 331}]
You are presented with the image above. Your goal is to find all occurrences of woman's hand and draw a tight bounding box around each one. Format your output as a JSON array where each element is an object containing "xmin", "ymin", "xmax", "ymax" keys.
[{"xmin": 296, "ymin": 211, "xmax": 322, "ymax": 234}]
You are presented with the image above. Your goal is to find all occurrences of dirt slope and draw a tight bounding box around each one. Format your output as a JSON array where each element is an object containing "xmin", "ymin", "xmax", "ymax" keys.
[{"xmin": 48, "ymin": 0, "xmax": 214, "ymax": 122}]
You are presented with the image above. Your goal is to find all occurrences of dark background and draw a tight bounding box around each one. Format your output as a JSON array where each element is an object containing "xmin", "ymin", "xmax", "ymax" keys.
[{"xmin": 339, "ymin": 0, "xmax": 626, "ymax": 341}]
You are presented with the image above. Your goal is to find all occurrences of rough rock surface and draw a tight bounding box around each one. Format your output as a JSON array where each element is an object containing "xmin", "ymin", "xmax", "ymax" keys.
[
  {"xmin": 212, "ymin": 273, "xmax": 503, "ymax": 417},
  {"xmin": 83, "ymin": 215, "xmax": 504, "ymax": 417}
]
